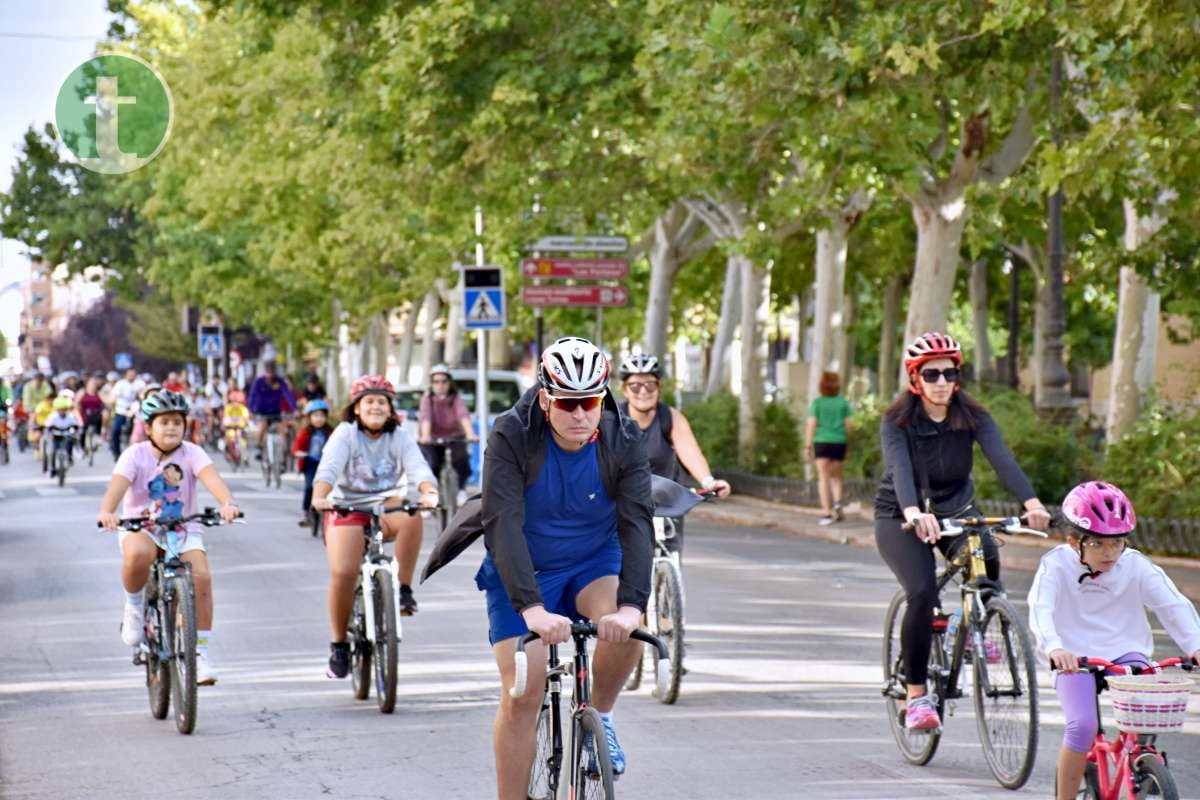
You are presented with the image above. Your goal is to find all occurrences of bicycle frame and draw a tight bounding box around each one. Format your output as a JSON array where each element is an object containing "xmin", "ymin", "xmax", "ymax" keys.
[
  {"xmin": 141, "ymin": 527, "xmax": 190, "ymax": 667},
  {"xmin": 358, "ymin": 518, "xmax": 403, "ymax": 645}
]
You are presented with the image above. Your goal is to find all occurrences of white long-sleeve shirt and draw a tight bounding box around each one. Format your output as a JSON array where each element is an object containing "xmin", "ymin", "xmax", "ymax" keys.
[{"xmin": 1028, "ymin": 544, "xmax": 1200, "ymax": 665}]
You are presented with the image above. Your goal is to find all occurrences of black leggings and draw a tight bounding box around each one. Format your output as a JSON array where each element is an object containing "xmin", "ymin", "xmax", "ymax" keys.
[{"xmin": 875, "ymin": 513, "xmax": 1000, "ymax": 686}]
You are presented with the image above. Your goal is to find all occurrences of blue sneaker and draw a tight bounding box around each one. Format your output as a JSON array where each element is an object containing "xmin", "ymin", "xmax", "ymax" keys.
[{"xmin": 599, "ymin": 715, "xmax": 626, "ymax": 777}]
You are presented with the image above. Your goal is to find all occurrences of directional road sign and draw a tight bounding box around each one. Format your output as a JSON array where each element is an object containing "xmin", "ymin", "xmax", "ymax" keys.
[
  {"xmin": 197, "ymin": 325, "xmax": 223, "ymax": 359},
  {"xmin": 521, "ymin": 284, "xmax": 629, "ymax": 308},
  {"xmin": 520, "ymin": 257, "xmax": 629, "ymax": 280},
  {"xmin": 526, "ymin": 235, "xmax": 628, "ymax": 253},
  {"xmin": 463, "ymin": 265, "xmax": 506, "ymax": 330}
]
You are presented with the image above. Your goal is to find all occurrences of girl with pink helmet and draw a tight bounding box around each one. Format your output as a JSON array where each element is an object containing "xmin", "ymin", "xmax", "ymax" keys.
[{"xmin": 1028, "ymin": 481, "xmax": 1200, "ymax": 800}]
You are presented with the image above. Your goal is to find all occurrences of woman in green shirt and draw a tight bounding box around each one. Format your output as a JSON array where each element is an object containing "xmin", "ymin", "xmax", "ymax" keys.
[{"xmin": 805, "ymin": 371, "xmax": 852, "ymax": 525}]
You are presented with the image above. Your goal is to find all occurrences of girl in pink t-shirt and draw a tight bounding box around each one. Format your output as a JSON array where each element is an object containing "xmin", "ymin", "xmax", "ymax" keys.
[{"xmin": 98, "ymin": 389, "xmax": 240, "ymax": 686}]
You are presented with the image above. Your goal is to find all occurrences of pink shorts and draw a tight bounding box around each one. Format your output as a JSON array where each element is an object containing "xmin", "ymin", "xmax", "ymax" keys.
[{"xmin": 326, "ymin": 510, "xmax": 373, "ymax": 529}]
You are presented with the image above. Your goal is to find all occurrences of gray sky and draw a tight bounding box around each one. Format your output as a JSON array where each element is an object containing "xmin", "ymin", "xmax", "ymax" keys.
[{"xmin": 0, "ymin": 1, "xmax": 113, "ymax": 368}]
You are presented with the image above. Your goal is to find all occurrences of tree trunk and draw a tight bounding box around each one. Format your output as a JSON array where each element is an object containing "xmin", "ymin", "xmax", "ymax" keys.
[
  {"xmin": 421, "ymin": 287, "xmax": 442, "ymax": 382},
  {"xmin": 839, "ymin": 288, "xmax": 856, "ymax": 392},
  {"xmin": 643, "ymin": 204, "xmax": 686, "ymax": 359},
  {"xmin": 808, "ymin": 227, "xmax": 848, "ymax": 403},
  {"xmin": 488, "ymin": 327, "xmax": 509, "ymax": 369},
  {"xmin": 968, "ymin": 258, "xmax": 992, "ymax": 383},
  {"xmin": 1106, "ymin": 268, "xmax": 1158, "ymax": 444},
  {"xmin": 1006, "ymin": 257, "xmax": 1020, "ymax": 388},
  {"xmin": 373, "ymin": 312, "xmax": 389, "ymax": 376},
  {"xmin": 902, "ymin": 195, "xmax": 970, "ymax": 360},
  {"xmin": 396, "ymin": 302, "xmax": 418, "ymax": 384},
  {"xmin": 737, "ymin": 255, "xmax": 770, "ymax": 461},
  {"xmin": 878, "ymin": 275, "xmax": 902, "ymax": 398},
  {"xmin": 704, "ymin": 255, "xmax": 741, "ymax": 398},
  {"xmin": 441, "ymin": 278, "xmax": 462, "ymax": 366}
]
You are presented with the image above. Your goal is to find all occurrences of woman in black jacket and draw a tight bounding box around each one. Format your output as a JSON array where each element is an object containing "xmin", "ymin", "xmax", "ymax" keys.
[{"xmin": 876, "ymin": 332, "xmax": 1051, "ymax": 733}]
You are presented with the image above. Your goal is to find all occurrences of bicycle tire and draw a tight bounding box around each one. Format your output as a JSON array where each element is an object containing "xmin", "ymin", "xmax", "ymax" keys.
[
  {"xmin": 574, "ymin": 707, "xmax": 615, "ymax": 799},
  {"xmin": 169, "ymin": 571, "xmax": 198, "ymax": 734},
  {"xmin": 55, "ymin": 449, "xmax": 67, "ymax": 486},
  {"xmin": 527, "ymin": 701, "xmax": 557, "ymax": 800},
  {"xmin": 652, "ymin": 559, "xmax": 685, "ymax": 704},
  {"xmin": 2, "ymin": 437, "xmax": 10, "ymax": 465},
  {"xmin": 350, "ymin": 584, "xmax": 371, "ymax": 700},
  {"xmin": 1133, "ymin": 753, "xmax": 1178, "ymax": 799},
  {"xmin": 145, "ymin": 581, "xmax": 170, "ymax": 720},
  {"xmin": 973, "ymin": 595, "xmax": 1038, "ymax": 789},
  {"xmin": 882, "ymin": 589, "xmax": 944, "ymax": 765},
  {"xmin": 373, "ymin": 570, "xmax": 399, "ymax": 714}
]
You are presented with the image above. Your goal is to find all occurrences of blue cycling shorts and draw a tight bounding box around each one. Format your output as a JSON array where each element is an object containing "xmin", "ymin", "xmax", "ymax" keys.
[{"xmin": 475, "ymin": 541, "xmax": 622, "ymax": 646}]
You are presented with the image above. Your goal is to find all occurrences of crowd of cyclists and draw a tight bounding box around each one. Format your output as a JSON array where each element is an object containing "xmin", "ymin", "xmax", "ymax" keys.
[{"xmin": 4, "ymin": 330, "xmax": 1200, "ymax": 798}]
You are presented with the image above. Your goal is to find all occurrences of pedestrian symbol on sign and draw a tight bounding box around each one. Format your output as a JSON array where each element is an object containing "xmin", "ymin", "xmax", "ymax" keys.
[{"xmin": 468, "ymin": 292, "xmax": 501, "ymax": 322}]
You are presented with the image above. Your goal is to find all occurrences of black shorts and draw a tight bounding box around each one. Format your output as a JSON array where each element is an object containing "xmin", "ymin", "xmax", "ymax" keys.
[{"xmin": 813, "ymin": 442, "xmax": 847, "ymax": 460}]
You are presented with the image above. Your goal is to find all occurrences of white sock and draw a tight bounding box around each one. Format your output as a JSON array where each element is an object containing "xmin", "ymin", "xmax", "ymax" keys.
[
  {"xmin": 598, "ymin": 711, "xmax": 614, "ymax": 724},
  {"xmin": 125, "ymin": 590, "xmax": 144, "ymax": 607},
  {"xmin": 197, "ymin": 630, "xmax": 212, "ymax": 655}
]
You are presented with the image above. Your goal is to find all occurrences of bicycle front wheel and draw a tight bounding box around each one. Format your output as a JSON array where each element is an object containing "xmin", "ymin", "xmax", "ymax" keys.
[
  {"xmin": 652, "ymin": 559, "xmax": 685, "ymax": 704},
  {"xmin": 55, "ymin": 449, "xmax": 68, "ymax": 486},
  {"xmin": 527, "ymin": 700, "xmax": 558, "ymax": 800},
  {"xmin": 372, "ymin": 570, "xmax": 399, "ymax": 714},
  {"xmin": 350, "ymin": 584, "xmax": 371, "ymax": 700},
  {"xmin": 973, "ymin": 595, "xmax": 1038, "ymax": 789},
  {"xmin": 573, "ymin": 707, "xmax": 615, "ymax": 799},
  {"xmin": 882, "ymin": 590, "xmax": 944, "ymax": 765},
  {"xmin": 1133, "ymin": 752, "xmax": 1178, "ymax": 799},
  {"xmin": 169, "ymin": 572, "xmax": 198, "ymax": 734}
]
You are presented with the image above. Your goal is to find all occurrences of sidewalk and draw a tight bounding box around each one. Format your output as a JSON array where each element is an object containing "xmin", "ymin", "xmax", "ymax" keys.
[{"xmin": 690, "ymin": 495, "xmax": 1200, "ymax": 602}]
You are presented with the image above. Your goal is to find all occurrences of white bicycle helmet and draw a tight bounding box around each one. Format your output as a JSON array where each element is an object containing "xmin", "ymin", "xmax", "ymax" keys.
[
  {"xmin": 618, "ymin": 353, "xmax": 661, "ymax": 381},
  {"xmin": 538, "ymin": 337, "xmax": 610, "ymax": 396}
]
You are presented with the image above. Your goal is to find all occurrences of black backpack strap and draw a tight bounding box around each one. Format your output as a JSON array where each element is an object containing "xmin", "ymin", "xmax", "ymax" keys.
[
  {"xmin": 904, "ymin": 423, "xmax": 933, "ymax": 514},
  {"xmin": 657, "ymin": 401, "xmax": 673, "ymax": 445}
]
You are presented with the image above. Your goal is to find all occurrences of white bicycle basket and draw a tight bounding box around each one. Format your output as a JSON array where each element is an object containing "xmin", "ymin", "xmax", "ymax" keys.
[{"xmin": 1107, "ymin": 674, "xmax": 1193, "ymax": 734}]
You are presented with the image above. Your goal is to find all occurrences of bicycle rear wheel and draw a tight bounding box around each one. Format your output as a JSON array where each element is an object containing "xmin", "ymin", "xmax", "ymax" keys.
[
  {"xmin": 1133, "ymin": 753, "xmax": 1178, "ymax": 799},
  {"xmin": 144, "ymin": 584, "xmax": 170, "ymax": 720},
  {"xmin": 350, "ymin": 584, "xmax": 371, "ymax": 700},
  {"xmin": 652, "ymin": 559, "xmax": 685, "ymax": 704},
  {"xmin": 574, "ymin": 707, "xmax": 615, "ymax": 799},
  {"xmin": 973, "ymin": 595, "xmax": 1038, "ymax": 789},
  {"xmin": 527, "ymin": 700, "xmax": 558, "ymax": 800},
  {"xmin": 882, "ymin": 590, "xmax": 945, "ymax": 765},
  {"xmin": 372, "ymin": 570, "xmax": 399, "ymax": 713},
  {"xmin": 169, "ymin": 571, "xmax": 198, "ymax": 734}
]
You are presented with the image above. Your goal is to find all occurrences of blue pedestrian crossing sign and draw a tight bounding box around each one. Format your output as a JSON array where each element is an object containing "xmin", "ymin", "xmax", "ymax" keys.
[
  {"xmin": 114, "ymin": 352, "xmax": 132, "ymax": 370},
  {"xmin": 462, "ymin": 266, "xmax": 505, "ymax": 330},
  {"xmin": 197, "ymin": 326, "xmax": 224, "ymax": 359}
]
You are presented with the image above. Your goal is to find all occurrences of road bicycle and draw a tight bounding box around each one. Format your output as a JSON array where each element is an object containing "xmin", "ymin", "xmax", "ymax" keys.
[
  {"xmin": 332, "ymin": 501, "xmax": 421, "ymax": 714},
  {"xmin": 1070, "ymin": 656, "xmax": 1196, "ymax": 799},
  {"xmin": 882, "ymin": 515, "xmax": 1046, "ymax": 789},
  {"xmin": 48, "ymin": 426, "xmax": 80, "ymax": 487},
  {"xmin": 0, "ymin": 407, "xmax": 9, "ymax": 465},
  {"xmin": 625, "ymin": 486, "xmax": 717, "ymax": 704},
  {"xmin": 512, "ymin": 623, "xmax": 669, "ymax": 799},
  {"xmin": 423, "ymin": 437, "xmax": 466, "ymax": 531},
  {"xmin": 104, "ymin": 508, "xmax": 243, "ymax": 734},
  {"xmin": 80, "ymin": 414, "xmax": 103, "ymax": 467},
  {"xmin": 260, "ymin": 418, "xmax": 284, "ymax": 488}
]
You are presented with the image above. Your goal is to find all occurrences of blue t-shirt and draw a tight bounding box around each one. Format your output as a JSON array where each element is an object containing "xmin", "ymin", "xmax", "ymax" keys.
[
  {"xmin": 308, "ymin": 428, "xmax": 328, "ymax": 461},
  {"xmin": 522, "ymin": 437, "xmax": 618, "ymax": 572}
]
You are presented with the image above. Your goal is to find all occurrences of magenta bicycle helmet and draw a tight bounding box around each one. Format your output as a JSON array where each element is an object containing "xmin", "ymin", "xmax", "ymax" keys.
[{"xmin": 1061, "ymin": 481, "xmax": 1136, "ymax": 536}]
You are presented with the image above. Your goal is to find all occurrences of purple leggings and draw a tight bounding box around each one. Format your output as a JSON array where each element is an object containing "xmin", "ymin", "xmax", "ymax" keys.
[{"xmin": 1055, "ymin": 651, "xmax": 1148, "ymax": 752}]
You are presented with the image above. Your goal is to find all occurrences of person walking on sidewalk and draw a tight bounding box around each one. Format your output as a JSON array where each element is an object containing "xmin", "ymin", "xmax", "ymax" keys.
[
  {"xmin": 805, "ymin": 370, "xmax": 851, "ymax": 525},
  {"xmin": 874, "ymin": 331, "xmax": 1052, "ymax": 734}
]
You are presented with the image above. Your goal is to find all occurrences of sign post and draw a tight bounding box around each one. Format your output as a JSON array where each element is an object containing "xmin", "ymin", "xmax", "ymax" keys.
[
  {"xmin": 520, "ymin": 238, "xmax": 629, "ymax": 346},
  {"xmin": 197, "ymin": 325, "xmax": 223, "ymax": 385},
  {"xmin": 462, "ymin": 207, "xmax": 505, "ymax": 461}
]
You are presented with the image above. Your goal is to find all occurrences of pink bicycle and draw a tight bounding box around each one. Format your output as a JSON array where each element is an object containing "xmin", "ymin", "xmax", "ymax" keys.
[{"xmin": 1073, "ymin": 656, "xmax": 1196, "ymax": 799}]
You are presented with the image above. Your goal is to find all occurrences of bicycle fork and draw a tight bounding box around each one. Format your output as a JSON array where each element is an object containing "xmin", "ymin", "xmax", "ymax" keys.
[{"xmin": 359, "ymin": 558, "xmax": 404, "ymax": 644}]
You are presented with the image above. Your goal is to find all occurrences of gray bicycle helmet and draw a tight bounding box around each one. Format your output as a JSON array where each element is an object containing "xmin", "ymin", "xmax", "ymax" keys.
[
  {"xmin": 140, "ymin": 389, "xmax": 191, "ymax": 423},
  {"xmin": 617, "ymin": 352, "xmax": 661, "ymax": 381}
]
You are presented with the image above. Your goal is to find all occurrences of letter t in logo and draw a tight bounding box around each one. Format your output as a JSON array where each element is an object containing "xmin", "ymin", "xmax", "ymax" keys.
[{"xmin": 84, "ymin": 77, "xmax": 137, "ymax": 162}]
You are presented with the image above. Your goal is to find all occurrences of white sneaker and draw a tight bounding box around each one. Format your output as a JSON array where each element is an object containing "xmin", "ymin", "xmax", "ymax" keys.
[
  {"xmin": 121, "ymin": 602, "xmax": 146, "ymax": 646},
  {"xmin": 456, "ymin": 488, "xmax": 468, "ymax": 507},
  {"xmin": 196, "ymin": 651, "xmax": 218, "ymax": 686}
]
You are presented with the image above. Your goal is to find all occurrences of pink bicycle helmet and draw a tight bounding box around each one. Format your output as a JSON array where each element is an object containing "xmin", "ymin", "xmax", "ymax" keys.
[
  {"xmin": 1061, "ymin": 481, "xmax": 1136, "ymax": 536},
  {"xmin": 904, "ymin": 332, "xmax": 962, "ymax": 395}
]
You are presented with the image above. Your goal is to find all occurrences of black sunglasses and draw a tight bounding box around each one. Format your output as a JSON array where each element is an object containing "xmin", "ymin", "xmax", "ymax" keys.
[
  {"xmin": 550, "ymin": 395, "xmax": 603, "ymax": 413},
  {"xmin": 920, "ymin": 367, "xmax": 961, "ymax": 384}
]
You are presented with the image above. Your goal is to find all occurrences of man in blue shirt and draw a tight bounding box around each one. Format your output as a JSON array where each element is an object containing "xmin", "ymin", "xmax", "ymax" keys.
[
  {"xmin": 246, "ymin": 360, "xmax": 296, "ymax": 458},
  {"xmin": 476, "ymin": 337, "xmax": 653, "ymax": 798}
]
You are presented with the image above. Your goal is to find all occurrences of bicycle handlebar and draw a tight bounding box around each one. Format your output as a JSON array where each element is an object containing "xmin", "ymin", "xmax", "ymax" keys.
[
  {"xmin": 510, "ymin": 623, "xmax": 669, "ymax": 699},
  {"xmin": 99, "ymin": 508, "xmax": 245, "ymax": 531},
  {"xmin": 1074, "ymin": 656, "xmax": 1197, "ymax": 675},
  {"xmin": 329, "ymin": 501, "xmax": 424, "ymax": 516},
  {"xmin": 901, "ymin": 515, "xmax": 1048, "ymax": 539}
]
